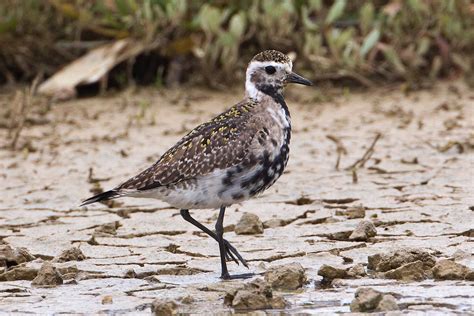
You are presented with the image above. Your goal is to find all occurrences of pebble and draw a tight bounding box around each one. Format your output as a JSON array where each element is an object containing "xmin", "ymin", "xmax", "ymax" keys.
[
  {"xmin": 151, "ymin": 298, "xmax": 178, "ymax": 316},
  {"xmin": 349, "ymin": 220, "xmax": 377, "ymax": 241},
  {"xmin": 265, "ymin": 263, "xmax": 307, "ymax": 290},
  {"xmin": 0, "ymin": 266, "xmax": 38, "ymax": 281},
  {"xmin": 53, "ymin": 247, "xmax": 86, "ymax": 263},
  {"xmin": 432, "ymin": 259, "xmax": 472, "ymax": 280},
  {"xmin": 317, "ymin": 264, "xmax": 348, "ymax": 282},
  {"xmin": 31, "ymin": 261, "xmax": 63, "ymax": 287},
  {"xmin": 368, "ymin": 248, "xmax": 436, "ymax": 272},
  {"xmin": 102, "ymin": 295, "xmax": 113, "ymax": 304},
  {"xmin": 225, "ymin": 279, "xmax": 287, "ymax": 310},
  {"xmin": 0, "ymin": 245, "xmax": 35, "ymax": 270},
  {"xmin": 235, "ymin": 213, "xmax": 264, "ymax": 235},
  {"xmin": 350, "ymin": 287, "xmax": 399, "ymax": 312},
  {"xmin": 383, "ymin": 261, "xmax": 429, "ymax": 281}
]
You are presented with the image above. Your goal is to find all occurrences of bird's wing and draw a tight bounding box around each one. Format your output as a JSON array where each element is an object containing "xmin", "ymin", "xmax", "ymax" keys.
[{"xmin": 117, "ymin": 100, "xmax": 262, "ymax": 191}]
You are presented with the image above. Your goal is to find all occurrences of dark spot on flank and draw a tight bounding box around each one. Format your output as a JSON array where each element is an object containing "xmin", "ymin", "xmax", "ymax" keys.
[
  {"xmin": 232, "ymin": 193, "xmax": 244, "ymax": 200},
  {"xmin": 271, "ymin": 138, "xmax": 278, "ymax": 146}
]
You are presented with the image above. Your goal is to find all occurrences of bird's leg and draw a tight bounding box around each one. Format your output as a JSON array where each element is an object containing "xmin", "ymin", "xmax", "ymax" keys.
[
  {"xmin": 215, "ymin": 206, "xmax": 230, "ymax": 279},
  {"xmin": 180, "ymin": 209, "xmax": 248, "ymax": 267}
]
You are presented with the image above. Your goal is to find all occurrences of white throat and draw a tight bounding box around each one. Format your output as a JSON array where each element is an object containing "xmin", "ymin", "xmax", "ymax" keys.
[{"xmin": 244, "ymin": 60, "xmax": 292, "ymax": 100}]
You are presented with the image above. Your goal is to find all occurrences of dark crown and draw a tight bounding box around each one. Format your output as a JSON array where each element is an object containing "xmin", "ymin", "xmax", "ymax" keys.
[{"xmin": 252, "ymin": 50, "xmax": 290, "ymax": 64}]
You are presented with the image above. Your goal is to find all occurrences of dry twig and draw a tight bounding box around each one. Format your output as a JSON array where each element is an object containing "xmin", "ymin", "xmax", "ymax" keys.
[
  {"xmin": 326, "ymin": 134, "xmax": 348, "ymax": 170},
  {"xmin": 344, "ymin": 133, "xmax": 382, "ymax": 171}
]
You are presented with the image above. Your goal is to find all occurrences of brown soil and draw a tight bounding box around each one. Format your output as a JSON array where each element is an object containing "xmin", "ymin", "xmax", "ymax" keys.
[{"xmin": 0, "ymin": 81, "xmax": 473, "ymax": 313}]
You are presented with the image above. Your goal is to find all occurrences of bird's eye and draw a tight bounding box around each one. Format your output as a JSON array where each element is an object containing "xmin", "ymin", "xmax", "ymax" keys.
[{"xmin": 265, "ymin": 66, "xmax": 276, "ymax": 75}]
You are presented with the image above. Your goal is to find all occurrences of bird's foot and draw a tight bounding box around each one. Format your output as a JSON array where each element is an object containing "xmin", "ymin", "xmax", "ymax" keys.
[
  {"xmin": 223, "ymin": 239, "xmax": 248, "ymax": 268},
  {"xmin": 220, "ymin": 272, "xmax": 255, "ymax": 280}
]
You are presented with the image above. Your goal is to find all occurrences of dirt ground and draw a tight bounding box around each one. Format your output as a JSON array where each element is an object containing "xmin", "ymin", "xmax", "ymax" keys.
[{"xmin": 0, "ymin": 80, "xmax": 473, "ymax": 314}]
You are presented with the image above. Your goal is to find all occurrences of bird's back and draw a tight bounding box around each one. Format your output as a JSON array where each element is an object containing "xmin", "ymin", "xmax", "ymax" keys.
[{"xmin": 116, "ymin": 94, "xmax": 291, "ymax": 209}]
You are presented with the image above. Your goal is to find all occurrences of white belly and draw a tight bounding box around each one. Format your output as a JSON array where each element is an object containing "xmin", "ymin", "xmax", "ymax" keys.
[{"xmin": 130, "ymin": 165, "xmax": 263, "ymax": 209}]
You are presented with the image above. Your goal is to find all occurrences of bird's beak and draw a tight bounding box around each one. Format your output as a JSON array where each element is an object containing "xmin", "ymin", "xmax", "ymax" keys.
[{"xmin": 286, "ymin": 72, "xmax": 313, "ymax": 86}]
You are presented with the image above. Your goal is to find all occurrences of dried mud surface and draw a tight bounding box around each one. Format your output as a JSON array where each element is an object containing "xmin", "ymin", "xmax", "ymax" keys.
[{"xmin": 0, "ymin": 81, "xmax": 473, "ymax": 314}]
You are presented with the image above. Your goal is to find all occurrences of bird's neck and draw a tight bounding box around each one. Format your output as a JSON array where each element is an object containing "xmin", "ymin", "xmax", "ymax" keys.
[{"xmin": 245, "ymin": 81, "xmax": 290, "ymax": 120}]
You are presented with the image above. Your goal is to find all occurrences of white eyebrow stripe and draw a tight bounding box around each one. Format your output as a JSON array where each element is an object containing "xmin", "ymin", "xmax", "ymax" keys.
[{"xmin": 246, "ymin": 61, "xmax": 292, "ymax": 73}]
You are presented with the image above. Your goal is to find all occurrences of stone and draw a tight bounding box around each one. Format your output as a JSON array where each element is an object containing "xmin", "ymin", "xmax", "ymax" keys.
[
  {"xmin": 345, "ymin": 204, "xmax": 366, "ymax": 219},
  {"xmin": 384, "ymin": 261, "xmax": 429, "ymax": 281},
  {"xmin": 350, "ymin": 288, "xmax": 383, "ymax": 312},
  {"xmin": 225, "ymin": 279, "xmax": 287, "ymax": 310},
  {"xmin": 264, "ymin": 263, "xmax": 307, "ymax": 290},
  {"xmin": 151, "ymin": 299, "xmax": 178, "ymax": 316},
  {"xmin": 317, "ymin": 264, "xmax": 348, "ymax": 282},
  {"xmin": 432, "ymin": 259, "xmax": 471, "ymax": 280},
  {"xmin": 0, "ymin": 245, "xmax": 35, "ymax": 270},
  {"xmin": 375, "ymin": 294, "xmax": 399, "ymax": 312},
  {"xmin": 347, "ymin": 263, "xmax": 367, "ymax": 278},
  {"xmin": 179, "ymin": 295, "xmax": 195, "ymax": 304},
  {"xmin": 368, "ymin": 248, "xmax": 436, "ymax": 272},
  {"xmin": 263, "ymin": 218, "xmax": 286, "ymax": 228},
  {"xmin": 53, "ymin": 247, "xmax": 86, "ymax": 262},
  {"xmin": 31, "ymin": 262, "xmax": 63, "ymax": 287},
  {"xmin": 124, "ymin": 268, "xmax": 137, "ymax": 278},
  {"xmin": 349, "ymin": 220, "xmax": 377, "ymax": 241},
  {"xmin": 351, "ymin": 288, "xmax": 399, "ymax": 312},
  {"xmin": 235, "ymin": 213, "xmax": 264, "ymax": 235},
  {"xmin": 0, "ymin": 266, "xmax": 38, "ymax": 281},
  {"xmin": 102, "ymin": 295, "xmax": 113, "ymax": 304},
  {"xmin": 94, "ymin": 221, "xmax": 120, "ymax": 236}
]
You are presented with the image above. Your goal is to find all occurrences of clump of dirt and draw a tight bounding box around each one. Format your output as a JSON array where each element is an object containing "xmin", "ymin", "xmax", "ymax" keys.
[
  {"xmin": 155, "ymin": 266, "xmax": 206, "ymax": 276},
  {"xmin": 31, "ymin": 261, "xmax": 63, "ymax": 287},
  {"xmin": 151, "ymin": 298, "xmax": 178, "ymax": 316},
  {"xmin": 224, "ymin": 279, "xmax": 287, "ymax": 310},
  {"xmin": 383, "ymin": 261, "xmax": 429, "ymax": 281},
  {"xmin": 349, "ymin": 220, "xmax": 377, "ymax": 241},
  {"xmin": 263, "ymin": 218, "xmax": 286, "ymax": 228},
  {"xmin": 264, "ymin": 263, "xmax": 307, "ymax": 290},
  {"xmin": 53, "ymin": 247, "xmax": 85, "ymax": 262},
  {"xmin": 368, "ymin": 248, "xmax": 436, "ymax": 272},
  {"xmin": 350, "ymin": 287, "xmax": 399, "ymax": 312},
  {"xmin": 318, "ymin": 264, "xmax": 349, "ymax": 282},
  {"xmin": 318, "ymin": 263, "xmax": 367, "ymax": 283},
  {"xmin": 432, "ymin": 259, "xmax": 473, "ymax": 280},
  {"xmin": 124, "ymin": 268, "xmax": 137, "ymax": 278},
  {"xmin": 94, "ymin": 221, "xmax": 121, "ymax": 236},
  {"xmin": 335, "ymin": 204, "xmax": 366, "ymax": 219},
  {"xmin": 0, "ymin": 266, "xmax": 38, "ymax": 281},
  {"xmin": 0, "ymin": 245, "xmax": 35, "ymax": 271},
  {"xmin": 235, "ymin": 213, "xmax": 264, "ymax": 235},
  {"xmin": 102, "ymin": 295, "xmax": 113, "ymax": 304}
]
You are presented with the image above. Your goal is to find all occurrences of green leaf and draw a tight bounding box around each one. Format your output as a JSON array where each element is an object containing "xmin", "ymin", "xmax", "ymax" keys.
[
  {"xmin": 359, "ymin": 2, "xmax": 374, "ymax": 35},
  {"xmin": 382, "ymin": 46, "xmax": 406, "ymax": 75},
  {"xmin": 360, "ymin": 28, "xmax": 380, "ymax": 57},
  {"xmin": 229, "ymin": 12, "xmax": 246, "ymax": 38},
  {"xmin": 326, "ymin": 0, "xmax": 346, "ymax": 24},
  {"xmin": 199, "ymin": 5, "xmax": 221, "ymax": 34}
]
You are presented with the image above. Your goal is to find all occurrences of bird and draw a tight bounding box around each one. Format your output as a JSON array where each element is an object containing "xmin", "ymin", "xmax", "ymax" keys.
[{"xmin": 81, "ymin": 50, "xmax": 312, "ymax": 279}]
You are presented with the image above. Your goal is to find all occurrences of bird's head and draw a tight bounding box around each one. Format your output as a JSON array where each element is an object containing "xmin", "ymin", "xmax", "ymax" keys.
[{"xmin": 245, "ymin": 50, "xmax": 312, "ymax": 100}]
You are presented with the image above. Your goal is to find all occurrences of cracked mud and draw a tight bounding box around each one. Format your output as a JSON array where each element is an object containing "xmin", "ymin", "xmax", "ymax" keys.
[{"xmin": 0, "ymin": 82, "xmax": 473, "ymax": 313}]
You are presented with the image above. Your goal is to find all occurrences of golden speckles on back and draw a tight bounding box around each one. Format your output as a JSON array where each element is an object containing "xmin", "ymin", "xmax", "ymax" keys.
[{"xmin": 118, "ymin": 99, "xmax": 266, "ymax": 191}]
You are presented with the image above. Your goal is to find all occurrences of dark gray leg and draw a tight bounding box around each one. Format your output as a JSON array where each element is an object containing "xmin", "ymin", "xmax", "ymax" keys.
[
  {"xmin": 215, "ymin": 206, "xmax": 230, "ymax": 279},
  {"xmin": 180, "ymin": 209, "xmax": 248, "ymax": 267}
]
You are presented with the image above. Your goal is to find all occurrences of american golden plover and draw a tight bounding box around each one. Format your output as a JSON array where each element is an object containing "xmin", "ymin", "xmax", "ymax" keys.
[{"xmin": 81, "ymin": 50, "xmax": 312, "ymax": 279}]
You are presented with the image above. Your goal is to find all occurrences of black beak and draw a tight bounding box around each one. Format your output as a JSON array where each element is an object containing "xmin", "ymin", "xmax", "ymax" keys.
[{"xmin": 286, "ymin": 72, "xmax": 313, "ymax": 86}]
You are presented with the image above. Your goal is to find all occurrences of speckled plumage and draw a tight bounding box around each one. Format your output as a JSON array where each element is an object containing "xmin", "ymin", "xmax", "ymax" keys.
[
  {"xmin": 116, "ymin": 95, "xmax": 291, "ymax": 209},
  {"xmin": 81, "ymin": 49, "xmax": 312, "ymax": 279}
]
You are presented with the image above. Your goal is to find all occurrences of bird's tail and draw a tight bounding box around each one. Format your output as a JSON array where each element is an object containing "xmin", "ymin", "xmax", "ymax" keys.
[{"xmin": 80, "ymin": 190, "xmax": 120, "ymax": 207}]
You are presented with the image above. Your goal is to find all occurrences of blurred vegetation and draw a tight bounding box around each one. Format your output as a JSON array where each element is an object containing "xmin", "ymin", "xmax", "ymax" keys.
[{"xmin": 0, "ymin": 0, "xmax": 473, "ymax": 88}]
